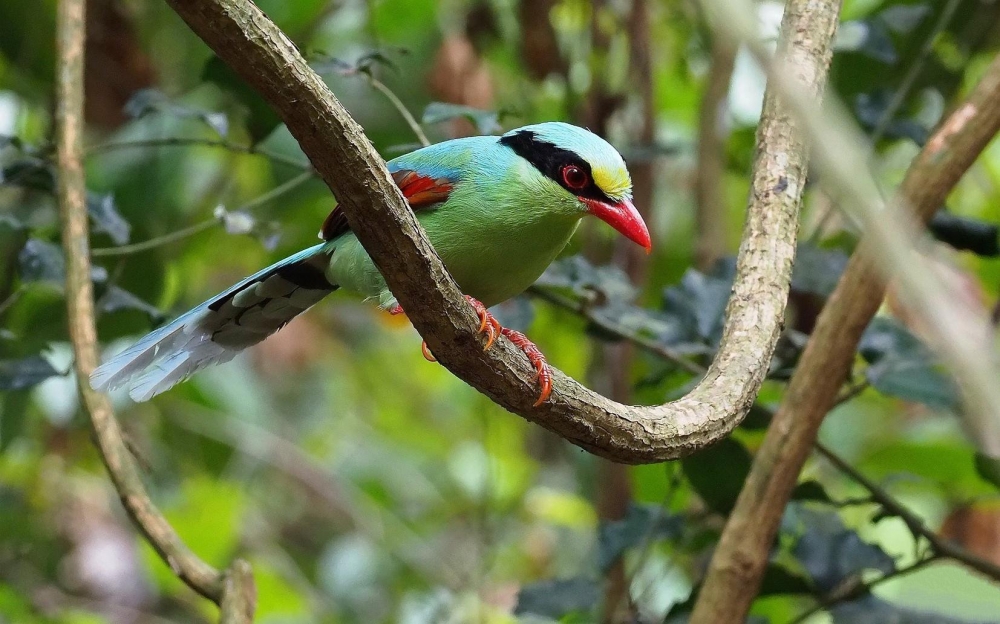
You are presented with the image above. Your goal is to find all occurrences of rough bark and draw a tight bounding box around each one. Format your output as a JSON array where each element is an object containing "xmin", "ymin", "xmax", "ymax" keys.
[{"xmin": 161, "ymin": 0, "xmax": 803, "ymax": 464}]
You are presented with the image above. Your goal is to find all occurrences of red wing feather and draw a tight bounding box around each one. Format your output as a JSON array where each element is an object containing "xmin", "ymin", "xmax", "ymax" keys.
[{"xmin": 320, "ymin": 169, "xmax": 454, "ymax": 241}]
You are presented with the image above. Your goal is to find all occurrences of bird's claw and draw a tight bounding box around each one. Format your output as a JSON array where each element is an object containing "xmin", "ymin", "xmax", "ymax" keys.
[
  {"xmin": 499, "ymin": 327, "xmax": 552, "ymax": 407},
  {"xmin": 418, "ymin": 296, "xmax": 553, "ymax": 407},
  {"xmin": 465, "ymin": 296, "xmax": 501, "ymax": 351}
]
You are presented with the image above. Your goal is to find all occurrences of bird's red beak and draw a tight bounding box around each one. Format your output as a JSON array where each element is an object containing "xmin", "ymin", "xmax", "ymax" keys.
[{"xmin": 583, "ymin": 197, "xmax": 652, "ymax": 252}]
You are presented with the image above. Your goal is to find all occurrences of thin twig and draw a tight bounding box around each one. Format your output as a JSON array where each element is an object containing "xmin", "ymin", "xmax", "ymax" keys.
[
  {"xmin": 91, "ymin": 218, "xmax": 218, "ymax": 257},
  {"xmin": 814, "ymin": 443, "xmax": 1000, "ymax": 580},
  {"xmin": 367, "ymin": 76, "xmax": 431, "ymax": 147},
  {"xmin": 87, "ymin": 137, "xmax": 310, "ymax": 170},
  {"xmin": 91, "ymin": 170, "xmax": 315, "ymax": 257},
  {"xmin": 787, "ymin": 554, "xmax": 939, "ymax": 624},
  {"xmin": 56, "ymin": 0, "xmax": 253, "ymax": 616}
]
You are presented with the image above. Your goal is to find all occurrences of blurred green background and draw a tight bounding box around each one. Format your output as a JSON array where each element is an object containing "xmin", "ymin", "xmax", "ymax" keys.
[{"xmin": 3, "ymin": 0, "xmax": 1000, "ymax": 622}]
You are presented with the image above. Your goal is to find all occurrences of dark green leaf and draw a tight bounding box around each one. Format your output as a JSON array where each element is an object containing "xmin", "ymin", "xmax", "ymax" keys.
[
  {"xmin": 597, "ymin": 503, "xmax": 681, "ymax": 572},
  {"xmin": 973, "ymin": 453, "xmax": 1000, "ymax": 491},
  {"xmin": 18, "ymin": 238, "xmax": 107, "ymax": 287},
  {"xmin": 0, "ymin": 158, "xmax": 55, "ymax": 192},
  {"xmin": 758, "ymin": 562, "xmax": 814, "ymax": 596},
  {"xmin": 792, "ymin": 480, "xmax": 834, "ymax": 504},
  {"xmin": 662, "ymin": 263, "xmax": 734, "ymax": 346},
  {"xmin": 682, "ymin": 438, "xmax": 752, "ymax": 514},
  {"xmin": 787, "ymin": 505, "xmax": 895, "ymax": 593},
  {"xmin": 928, "ymin": 211, "xmax": 999, "ymax": 257},
  {"xmin": 855, "ymin": 91, "xmax": 929, "ymax": 144},
  {"xmin": 18, "ymin": 239, "xmax": 65, "ymax": 285},
  {"xmin": 792, "ymin": 245, "xmax": 849, "ymax": 297},
  {"xmin": 514, "ymin": 578, "xmax": 598, "ymax": 618},
  {"xmin": 859, "ymin": 317, "xmax": 959, "ymax": 410},
  {"xmin": 0, "ymin": 356, "xmax": 59, "ymax": 391},
  {"xmin": 422, "ymin": 102, "xmax": 502, "ymax": 135},
  {"xmin": 87, "ymin": 192, "xmax": 130, "ymax": 245}
]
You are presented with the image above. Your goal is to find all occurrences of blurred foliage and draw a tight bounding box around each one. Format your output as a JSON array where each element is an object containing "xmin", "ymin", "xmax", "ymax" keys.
[{"xmin": 2, "ymin": 0, "xmax": 1000, "ymax": 622}]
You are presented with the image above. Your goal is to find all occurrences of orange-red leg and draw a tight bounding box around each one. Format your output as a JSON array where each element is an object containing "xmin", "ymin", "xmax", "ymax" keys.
[
  {"xmin": 399, "ymin": 296, "xmax": 552, "ymax": 406},
  {"xmin": 499, "ymin": 327, "xmax": 552, "ymax": 407}
]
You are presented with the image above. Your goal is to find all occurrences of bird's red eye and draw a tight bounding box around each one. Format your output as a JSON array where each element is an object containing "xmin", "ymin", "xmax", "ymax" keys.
[{"xmin": 562, "ymin": 165, "xmax": 589, "ymax": 190}]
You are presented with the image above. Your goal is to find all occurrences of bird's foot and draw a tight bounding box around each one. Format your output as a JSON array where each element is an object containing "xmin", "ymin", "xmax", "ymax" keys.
[
  {"xmin": 466, "ymin": 296, "xmax": 552, "ymax": 407},
  {"xmin": 415, "ymin": 296, "xmax": 553, "ymax": 406},
  {"xmin": 499, "ymin": 327, "xmax": 552, "ymax": 407}
]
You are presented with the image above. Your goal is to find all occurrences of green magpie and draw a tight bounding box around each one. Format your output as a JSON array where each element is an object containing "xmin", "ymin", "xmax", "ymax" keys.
[{"xmin": 91, "ymin": 122, "xmax": 651, "ymax": 405}]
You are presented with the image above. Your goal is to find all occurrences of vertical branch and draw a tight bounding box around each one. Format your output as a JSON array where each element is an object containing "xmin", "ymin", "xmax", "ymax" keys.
[
  {"xmin": 694, "ymin": 37, "xmax": 736, "ymax": 271},
  {"xmin": 686, "ymin": 1, "xmax": 843, "ymax": 620},
  {"xmin": 56, "ymin": 0, "xmax": 254, "ymax": 617},
  {"xmin": 690, "ymin": 41, "xmax": 1000, "ymax": 624}
]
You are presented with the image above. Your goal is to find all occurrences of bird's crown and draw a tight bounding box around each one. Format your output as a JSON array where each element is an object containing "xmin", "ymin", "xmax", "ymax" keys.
[{"xmin": 499, "ymin": 122, "xmax": 632, "ymax": 202}]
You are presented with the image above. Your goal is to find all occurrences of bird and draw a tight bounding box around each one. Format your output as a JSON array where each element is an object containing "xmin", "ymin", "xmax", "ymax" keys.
[{"xmin": 90, "ymin": 122, "xmax": 651, "ymax": 405}]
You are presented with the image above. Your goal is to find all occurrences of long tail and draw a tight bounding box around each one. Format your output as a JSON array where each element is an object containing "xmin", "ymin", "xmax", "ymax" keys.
[{"xmin": 91, "ymin": 243, "xmax": 336, "ymax": 402}]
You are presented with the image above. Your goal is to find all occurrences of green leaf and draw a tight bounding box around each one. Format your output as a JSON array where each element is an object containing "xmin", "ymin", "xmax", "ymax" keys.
[
  {"xmin": 859, "ymin": 317, "xmax": 959, "ymax": 410},
  {"xmin": 422, "ymin": 102, "xmax": 502, "ymax": 135},
  {"xmin": 597, "ymin": 503, "xmax": 681, "ymax": 572},
  {"xmin": 514, "ymin": 578, "xmax": 598, "ymax": 619},
  {"xmin": 791, "ymin": 480, "xmax": 834, "ymax": 504},
  {"xmin": 758, "ymin": 562, "xmax": 814, "ymax": 596},
  {"xmin": 786, "ymin": 505, "xmax": 895, "ymax": 593},
  {"xmin": 0, "ymin": 356, "xmax": 59, "ymax": 391},
  {"xmin": 792, "ymin": 245, "xmax": 849, "ymax": 297},
  {"xmin": 87, "ymin": 192, "xmax": 130, "ymax": 245},
  {"xmin": 973, "ymin": 453, "xmax": 1000, "ymax": 491},
  {"xmin": 17, "ymin": 239, "xmax": 65, "ymax": 285},
  {"xmin": 18, "ymin": 238, "xmax": 107, "ymax": 287},
  {"xmin": 0, "ymin": 157, "xmax": 55, "ymax": 192},
  {"xmin": 682, "ymin": 438, "xmax": 752, "ymax": 514},
  {"xmin": 662, "ymin": 264, "xmax": 734, "ymax": 346}
]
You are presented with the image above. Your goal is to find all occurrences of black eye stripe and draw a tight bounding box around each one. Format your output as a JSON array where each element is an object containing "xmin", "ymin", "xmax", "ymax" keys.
[{"xmin": 499, "ymin": 130, "xmax": 615, "ymax": 203}]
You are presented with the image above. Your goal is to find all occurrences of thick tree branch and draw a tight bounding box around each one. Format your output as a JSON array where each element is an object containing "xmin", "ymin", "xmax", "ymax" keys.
[
  {"xmin": 162, "ymin": 0, "xmax": 803, "ymax": 463},
  {"xmin": 690, "ymin": 15, "xmax": 1000, "ymax": 623},
  {"xmin": 56, "ymin": 0, "xmax": 254, "ymax": 617}
]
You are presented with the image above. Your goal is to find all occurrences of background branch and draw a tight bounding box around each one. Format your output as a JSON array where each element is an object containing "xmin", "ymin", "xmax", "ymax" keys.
[
  {"xmin": 160, "ymin": 0, "xmax": 803, "ymax": 464},
  {"xmin": 694, "ymin": 36, "xmax": 736, "ymax": 271},
  {"xmin": 690, "ymin": 8, "xmax": 1000, "ymax": 621},
  {"xmin": 56, "ymin": 0, "xmax": 254, "ymax": 618}
]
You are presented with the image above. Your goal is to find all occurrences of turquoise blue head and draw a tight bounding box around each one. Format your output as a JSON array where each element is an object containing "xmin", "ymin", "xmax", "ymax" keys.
[{"xmin": 500, "ymin": 122, "xmax": 651, "ymax": 251}]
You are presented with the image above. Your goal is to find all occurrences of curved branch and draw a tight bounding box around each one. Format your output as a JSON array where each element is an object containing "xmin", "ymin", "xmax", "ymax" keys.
[
  {"xmin": 56, "ymin": 0, "xmax": 254, "ymax": 616},
  {"xmin": 161, "ymin": 0, "xmax": 802, "ymax": 464},
  {"xmin": 690, "ymin": 15, "xmax": 1000, "ymax": 624}
]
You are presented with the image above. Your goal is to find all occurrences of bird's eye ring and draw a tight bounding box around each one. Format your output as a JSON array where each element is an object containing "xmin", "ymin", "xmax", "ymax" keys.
[{"xmin": 561, "ymin": 165, "xmax": 589, "ymax": 190}]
